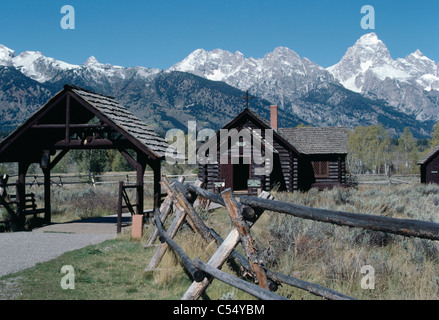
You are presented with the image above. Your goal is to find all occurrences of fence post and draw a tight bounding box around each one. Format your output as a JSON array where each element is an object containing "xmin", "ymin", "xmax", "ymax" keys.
[
  {"xmin": 221, "ymin": 189, "xmax": 269, "ymax": 289},
  {"xmin": 145, "ymin": 180, "xmax": 203, "ymax": 273},
  {"xmin": 117, "ymin": 181, "xmax": 123, "ymax": 234},
  {"xmin": 182, "ymin": 190, "xmax": 274, "ymax": 300}
]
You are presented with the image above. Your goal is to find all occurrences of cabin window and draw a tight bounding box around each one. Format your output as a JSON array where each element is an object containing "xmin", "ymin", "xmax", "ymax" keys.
[{"xmin": 312, "ymin": 161, "xmax": 329, "ymax": 178}]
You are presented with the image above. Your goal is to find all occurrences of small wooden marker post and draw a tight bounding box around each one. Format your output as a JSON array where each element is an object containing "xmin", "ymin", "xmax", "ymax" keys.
[{"xmin": 131, "ymin": 214, "xmax": 144, "ymax": 240}]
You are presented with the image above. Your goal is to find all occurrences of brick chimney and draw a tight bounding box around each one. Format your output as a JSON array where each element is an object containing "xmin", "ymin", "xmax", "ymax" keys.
[{"xmin": 270, "ymin": 105, "xmax": 278, "ymax": 130}]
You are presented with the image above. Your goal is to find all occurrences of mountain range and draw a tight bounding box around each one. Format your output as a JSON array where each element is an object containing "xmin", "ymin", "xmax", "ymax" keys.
[{"xmin": 0, "ymin": 32, "xmax": 437, "ymax": 137}]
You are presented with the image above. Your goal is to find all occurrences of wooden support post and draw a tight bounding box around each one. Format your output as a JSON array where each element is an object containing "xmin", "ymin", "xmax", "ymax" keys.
[
  {"xmin": 145, "ymin": 175, "xmax": 185, "ymax": 245},
  {"xmin": 16, "ymin": 161, "xmax": 30, "ymax": 230},
  {"xmin": 182, "ymin": 228, "xmax": 241, "ymax": 300},
  {"xmin": 144, "ymin": 180, "xmax": 203, "ymax": 273},
  {"xmin": 43, "ymin": 168, "xmax": 51, "ymax": 224},
  {"xmin": 221, "ymin": 189, "xmax": 269, "ymax": 289},
  {"xmin": 208, "ymin": 227, "xmax": 279, "ymax": 292},
  {"xmin": 0, "ymin": 174, "xmax": 15, "ymax": 218},
  {"xmin": 146, "ymin": 188, "xmax": 174, "ymax": 245},
  {"xmin": 117, "ymin": 181, "xmax": 123, "ymax": 234},
  {"xmin": 153, "ymin": 160, "xmax": 161, "ymax": 215},
  {"xmin": 182, "ymin": 190, "xmax": 273, "ymax": 300},
  {"xmin": 161, "ymin": 180, "xmax": 198, "ymax": 232},
  {"xmin": 65, "ymin": 93, "xmax": 71, "ymax": 143},
  {"xmin": 136, "ymin": 152, "xmax": 147, "ymax": 216}
]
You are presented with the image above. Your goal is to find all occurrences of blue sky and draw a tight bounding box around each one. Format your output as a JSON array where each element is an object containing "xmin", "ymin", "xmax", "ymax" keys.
[{"xmin": 0, "ymin": 0, "xmax": 438, "ymax": 69}]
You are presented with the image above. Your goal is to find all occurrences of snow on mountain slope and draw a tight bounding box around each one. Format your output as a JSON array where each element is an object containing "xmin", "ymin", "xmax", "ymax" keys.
[
  {"xmin": 327, "ymin": 33, "xmax": 439, "ymax": 121},
  {"xmin": 12, "ymin": 51, "xmax": 79, "ymax": 82},
  {"xmin": 0, "ymin": 46, "xmax": 160, "ymax": 84},
  {"xmin": 0, "ymin": 44, "xmax": 15, "ymax": 65},
  {"xmin": 1, "ymin": 34, "xmax": 438, "ymax": 132},
  {"xmin": 169, "ymin": 46, "xmax": 334, "ymax": 108},
  {"xmin": 327, "ymin": 33, "xmax": 407, "ymax": 92},
  {"xmin": 327, "ymin": 33, "xmax": 439, "ymax": 93}
]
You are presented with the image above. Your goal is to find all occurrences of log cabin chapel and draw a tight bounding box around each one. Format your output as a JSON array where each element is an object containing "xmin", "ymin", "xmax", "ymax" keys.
[{"xmin": 197, "ymin": 105, "xmax": 348, "ymax": 193}]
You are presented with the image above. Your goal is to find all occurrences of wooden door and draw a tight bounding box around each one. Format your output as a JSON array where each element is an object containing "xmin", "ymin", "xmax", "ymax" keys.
[{"xmin": 220, "ymin": 163, "xmax": 233, "ymax": 190}]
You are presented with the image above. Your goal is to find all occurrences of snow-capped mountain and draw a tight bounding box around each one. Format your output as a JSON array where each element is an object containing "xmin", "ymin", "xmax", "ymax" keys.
[
  {"xmin": 0, "ymin": 44, "xmax": 161, "ymax": 85},
  {"xmin": 0, "ymin": 45, "xmax": 15, "ymax": 65},
  {"xmin": 0, "ymin": 45, "xmax": 79, "ymax": 82},
  {"xmin": 327, "ymin": 33, "xmax": 439, "ymax": 121},
  {"xmin": 0, "ymin": 34, "xmax": 437, "ymax": 137},
  {"xmin": 169, "ymin": 46, "xmax": 334, "ymax": 108}
]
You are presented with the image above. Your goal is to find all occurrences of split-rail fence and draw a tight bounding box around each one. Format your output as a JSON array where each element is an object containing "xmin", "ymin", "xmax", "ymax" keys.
[{"xmin": 143, "ymin": 176, "xmax": 439, "ymax": 300}]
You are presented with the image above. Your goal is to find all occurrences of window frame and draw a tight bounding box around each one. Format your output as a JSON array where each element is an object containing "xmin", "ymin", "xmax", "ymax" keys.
[{"xmin": 312, "ymin": 161, "xmax": 330, "ymax": 178}]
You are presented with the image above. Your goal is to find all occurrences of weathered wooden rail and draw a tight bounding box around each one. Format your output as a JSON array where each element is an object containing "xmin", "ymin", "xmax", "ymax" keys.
[
  {"xmin": 144, "ymin": 175, "xmax": 439, "ymax": 300},
  {"xmin": 7, "ymin": 172, "xmax": 198, "ymax": 188},
  {"xmin": 239, "ymin": 196, "xmax": 439, "ymax": 241},
  {"xmin": 145, "ymin": 177, "xmax": 358, "ymax": 300}
]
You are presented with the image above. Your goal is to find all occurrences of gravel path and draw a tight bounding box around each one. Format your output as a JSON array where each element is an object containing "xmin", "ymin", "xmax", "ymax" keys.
[
  {"xmin": 0, "ymin": 214, "xmax": 132, "ymax": 278},
  {"xmin": 0, "ymin": 232, "xmax": 115, "ymax": 278}
]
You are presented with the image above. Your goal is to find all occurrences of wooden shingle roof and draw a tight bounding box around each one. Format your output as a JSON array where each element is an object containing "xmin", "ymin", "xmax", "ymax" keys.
[
  {"xmin": 0, "ymin": 84, "xmax": 176, "ymax": 163},
  {"xmin": 278, "ymin": 127, "xmax": 348, "ymax": 155},
  {"xmin": 417, "ymin": 145, "xmax": 439, "ymax": 165},
  {"xmin": 69, "ymin": 86, "xmax": 170, "ymax": 158}
]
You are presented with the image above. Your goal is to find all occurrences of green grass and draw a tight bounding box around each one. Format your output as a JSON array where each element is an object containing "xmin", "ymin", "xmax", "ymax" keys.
[{"xmin": 0, "ymin": 233, "xmax": 192, "ymax": 300}]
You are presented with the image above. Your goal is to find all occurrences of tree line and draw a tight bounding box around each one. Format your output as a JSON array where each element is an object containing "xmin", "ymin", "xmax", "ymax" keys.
[{"xmin": 347, "ymin": 124, "xmax": 436, "ymax": 175}]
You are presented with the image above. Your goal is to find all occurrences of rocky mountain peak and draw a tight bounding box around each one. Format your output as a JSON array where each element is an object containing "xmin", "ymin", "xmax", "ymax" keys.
[{"xmin": 0, "ymin": 45, "xmax": 15, "ymax": 65}]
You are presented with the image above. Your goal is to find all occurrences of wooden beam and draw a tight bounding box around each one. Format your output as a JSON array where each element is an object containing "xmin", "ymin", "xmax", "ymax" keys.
[
  {"xmin": 146, "ymin": 177, "xmax": 181, "ymax": 245},
  {"xmin": 185, "ymin": 183, "xmax": 256, "ymax": 219},
  {"xmin": 43, "ymin": 168, "xmax": 51, "ymax": 224},
  {"xmin": 32, "ymin": 124, "xmax": 110, "ymax": 129},
  {"xmin": 68, "ymin": 92, "xmax": 160, "ymax": 161},
  {"xmin": 208, "ymin": 227, "xmax": 279, "ymax": 292},
  {"xmin": 240, "ymin": 196, "xmax": 439, "ymax": 241},
  {"xmin": 182, "ymin": 228, "xmax": 242, "ymax": 300},
  {"xmin": 160, "ymin": 179, "xmax": 198, "ymax": 235},
  {"xmin": 145, "ymin": 180, "xmax": 203, "ymax": 272},
  {"xmin": 51, "ymin": 138, "xmax": 130, "ymax": 149},
  {"xmin": 173, "ymin": 181, "xmax": 214, "ymax": 243},
  {"xmin": 265, "ymin": 269, "xmax": 354, "ymax": 300},
  {"xmin": 118, "ymin": 150, "xmax": 138, "ymax": 171},
  {"xmin": 145, "ymin": 200, "xmax": 187, "ymax": 272},
  {"xmin": 65, "ymin": 93, "xmax": 71, "ymax": 143},
  {"xmin": 182, "ymin": 190, "xmax": 274, "ymax": 300},
  {"xmin": 48, "ymin": 149, "xmax": 69, "ymax": 171},
  {"xmin": 193, "ymin": 259, "xmax": 288, "ymax": 300}
]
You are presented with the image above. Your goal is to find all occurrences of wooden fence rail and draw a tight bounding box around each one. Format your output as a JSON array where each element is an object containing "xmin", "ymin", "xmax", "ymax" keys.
[
  {"xmin": 145, "ymin": 174, "xmax": 439, "ymax": 300},
  {"xmin": 239, "ymin": 196, "xmax": 439, "ymax": 241},
  {"xmin": 4, "ymin": 173, "xmax": 198, "ymax": 188},
  {"xmin": 145, "ymin": 177, "xmax": 356, "ymax": 301}
]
